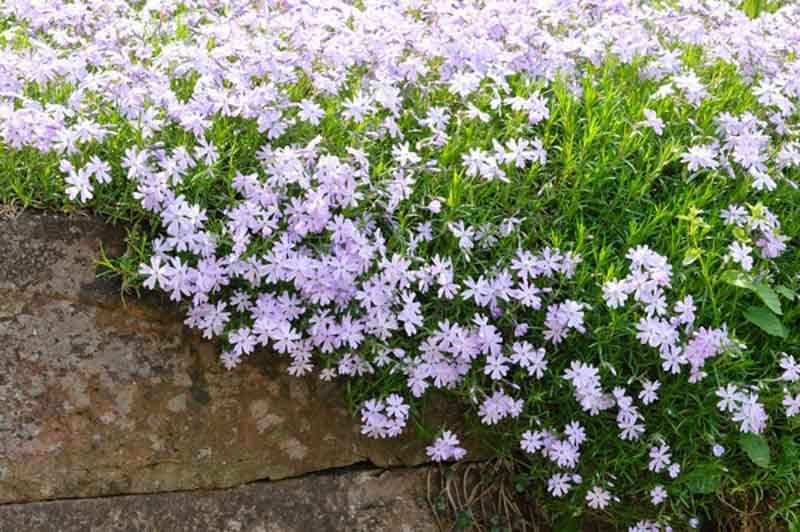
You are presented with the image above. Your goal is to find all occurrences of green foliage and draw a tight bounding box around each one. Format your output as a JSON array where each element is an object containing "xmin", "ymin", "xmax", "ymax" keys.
[
  {"xmin": 743, "ymin": 306, "xmax": 788, "ymax": 339},
  {"xmin": 740, "ymin": 0, "xmax": 786, "ymax": 18},
  {"xmin": 739, "ymin": 433, "xmax": 771, "ymax": 468},
  {"xmin": 684, "ymin": 468, "xmax": 722, "ymax": 495}
]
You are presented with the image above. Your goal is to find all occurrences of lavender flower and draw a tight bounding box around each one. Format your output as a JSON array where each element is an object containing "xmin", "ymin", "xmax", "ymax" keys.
[{"xmin": 426, "ymin": 430, "xmax": 467, "ymax": 462}]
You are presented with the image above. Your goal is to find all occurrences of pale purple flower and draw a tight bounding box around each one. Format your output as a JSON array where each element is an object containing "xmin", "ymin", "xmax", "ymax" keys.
[
  {"xmin": 681, "ymin": 144, "xmax": 718, "ymax": 172},
  {"xmin": 751, "ymin": 169, "xmax": 777, "ymax": 191},
  {"xmin": 361, "ymin": 399, "xmax": 390, "ymax": 439},
  {"xmin": 547, "ymin": 473, "xmax": 571, "ymax": 497},
  {"xmin": 272, "ymin": 322, "xmax": 301, "ymax": 353},
  {"xmin": 385, "ymin": 394, "xmax": 409, "ymax": 421},
  {"xmin": 783, "ymin": 392, "xmax": 800, "ymax": 417},
  {"xmin": 779, "ymin": 354, "xmax": 800, "ymax": 382},
  {"xmin": 673, "ymin": 295, "xmax": 696, "ymax": 327},
  {"xmin": 392, "ymin": 142, "xmax": 421, "ymax": 167},
  {"xmin": 319, "ymin": 368, "xmax": 337, "ymax": 381},
  {"xmin": 448, "ymin": 221, "xmax": 475, "ymax": 254},
  {"xmin": 586, "ymin": 486, "xmax": 612, "ymax": 509},
  {"xmin": 229, "ymin": 327, "xmax": 256, "ymax": 357},
  {"xmin": 641, "ymin": 108, "xmax": 664, "ymax": 135},
  {"xmin": 674, "ymin": 71, "xmax": 707, "ymax": 106},
  {"xmin": 549, "ymin": 439, "xmax": 580, "ymax": 469},
  {"xmin": 197, "ymin": 301, "xmax": 230, "ymax": 339},
  {"xmin": 87, "ymin": 155, "xmax": 112, "ymax": 184},
  {"xmin": 484, "ymin": 353, "xmax": 510, "ymax": 380},
  {"xmin": 564, "ymin": 421, "xmax": 586, "ymax": 447},
  {"xmin": 544, "ymin": 300, "xmax": 586, "ymax": 344},
  {"xmin": 361, "ymin": 395, "xmax": 409, "ymax": 439},
  {"xmin": 297, "ymin": 99, "xmax": 324, "ymax": 125},
  {"xmin": 510, "ymin": 341, "xmax": 547, "ymax": 378},
  {"xmin": 426, "ymin": 430, "xmax": 467, "ymax": 462},
  {"xmin": 342, "ymin": 92, "xmax": 373, "ymax": 122},
  {"xmin": 194, "ymin": 136, "xmax": 219, "ymax": 167},
  {"xmin": 650, "ymin": 485, "xmax": 667, "ymax": 505},
  {"xmin": 564, "ymin": 361, "xmax": 612, "ymax": 416},
  {"xmin": 603, "ymin": 279, "xmax": 629, "ymax": 309},
  {"xmin": 220, "ymin": 350, "xmax": 241, "ymax": 370},
  {"xmin": 63, "ymin": 163, "xmax": 94, "ymax": 202},
  {"xmin": 639, "ymin": 380, "xmax": 661, "ymax": 405},
  {"xmin": 716, "ymin": 383, "xmax": 744, "ymax": 413},
  {"xmin": 398, "ymin": 291, "xmax": 423, "ymax": 336},
  {"xmin": 140, "ymin": 255, "xmax": 169, "ymax": 290},
  {"xmin": 465, "ymin": 103, "xmax": 489, "ymax": 123},
  {"xmin": 520, "ymin": 430, "xmax": 545, "ymax": 454},
  {"xmin": 648, "ymin": 443, "xmax": 672, "ymax": 473},
  {"xmin": 630, "ymin": 521, "xmax": 664, "ymax": 532},
  {"xmin": 503, "ymin": 137, "xmax": 540, "ymax": 168},
  {"xmin": 728, "ymin": 241, "xmax": 754, "ymax": 271},
  {"xmin": 721, "ymin": 204, "xmax": 748, "ymax": 226},
  {"xmin": 478, "ymin": 390, "xmax": 522, "ymax": 425},
  {"xmin": 732, "ymin": 393, "xmax": 769, "ymax": 434}
]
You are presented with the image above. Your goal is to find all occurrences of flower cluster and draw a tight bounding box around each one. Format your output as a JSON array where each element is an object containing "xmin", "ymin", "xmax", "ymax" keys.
[
  {"xmin": 721, "ymin": 203, "xmax": 789, "ymax": 268},
  {"xmin": 426, "ymin": 430, "xmax": 467, "ymax": 462},
  {"xmin": 604, "ymin": 246, "xmax": 732, "ymax": 382},
  {"xmin": 521, "ymin": 420, "xmax": 587, "ymax": 471},
  {"xmin": 360, "ymin": 394, "xmax": 409, "ymax": 438},
  {"xmin": 716, "ymin": 384, "xmax": 769, "ymax": 434}
]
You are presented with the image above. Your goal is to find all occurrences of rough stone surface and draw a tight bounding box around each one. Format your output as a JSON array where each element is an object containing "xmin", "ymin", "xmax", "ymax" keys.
[
  {"xmin": 0, "ymin": 467, "xmax": 437, "ymax": 532},
  {"xmin": 0, "ymin": 212, "xmax": 468, "ymax": 504}
]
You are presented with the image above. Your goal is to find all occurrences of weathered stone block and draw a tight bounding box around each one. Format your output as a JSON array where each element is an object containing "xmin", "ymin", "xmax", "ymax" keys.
[
  {"xmin": 0, "ymin": 466, "xmax": 437, "ymax": 532},
  {"xmin": 0, "ymin": 213, "xmax": 462, "ymax": 504}
]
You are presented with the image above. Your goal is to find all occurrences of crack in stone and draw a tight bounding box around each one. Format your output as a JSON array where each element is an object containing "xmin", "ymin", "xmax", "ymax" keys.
[{"xmin": 0, "ymin": 462, "xmax": 438, "ymax": 507}]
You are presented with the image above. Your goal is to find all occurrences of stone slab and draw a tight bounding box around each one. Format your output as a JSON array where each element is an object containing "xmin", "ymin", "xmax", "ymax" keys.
[
  {"xmin": 0, "ymin": 466, "xmax": 437, "ymax": 532},
  {"xmin": 0, "ymin": 212, "xmax": 466, "ymax": 503}
]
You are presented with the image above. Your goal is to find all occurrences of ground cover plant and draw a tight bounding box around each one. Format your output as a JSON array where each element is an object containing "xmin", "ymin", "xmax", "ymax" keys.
[{"xmin": 0, "ymin": 0, "xmax": 799, "ymax": 529}]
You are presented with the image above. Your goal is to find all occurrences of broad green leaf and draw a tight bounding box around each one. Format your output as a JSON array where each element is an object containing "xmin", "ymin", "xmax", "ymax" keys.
[
  {"xmin": 776, "ymin": 285, "xmax": 797, "ymax": 301},
  {"xmin": 721, "ymin": 270, "xmax": 754, "ymax": 290},
  {"xmin": 743, "ymin": 306, "xmax": 787, "ymax": 338},
  {"xmin": 753, "ymin": 284, "xmax": 782, "ymax": 315},
  {"xmin": 684, "ymin": 469, "xmax": 721, "ymax": 494},
  {"xmin": 739, "ymin": 433, "xmax": 771, "ymax": 468}
]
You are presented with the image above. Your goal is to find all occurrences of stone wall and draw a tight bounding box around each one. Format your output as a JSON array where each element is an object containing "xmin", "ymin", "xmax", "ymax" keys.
[{"xmin": 0, "ymin": 212, "xmax": 450, "ymax": 530}]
